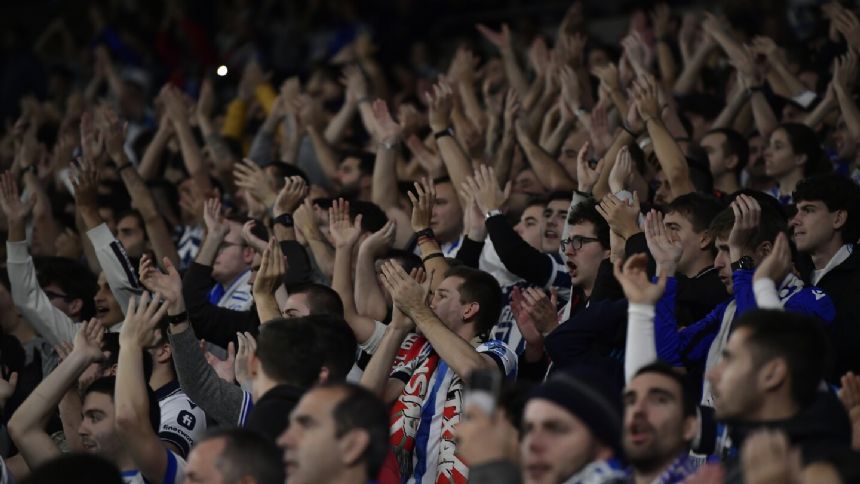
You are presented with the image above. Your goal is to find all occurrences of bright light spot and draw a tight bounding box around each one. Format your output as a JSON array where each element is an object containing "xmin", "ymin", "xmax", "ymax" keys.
[{"xmin": 216, "ymin": 65, "xmax": 228, "ymax": 77}]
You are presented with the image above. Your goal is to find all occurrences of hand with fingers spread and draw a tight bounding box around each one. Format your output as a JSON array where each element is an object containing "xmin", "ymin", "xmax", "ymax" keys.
[
  {"xmin": 371, "ymin": 99, "xmax": 403, "ymax": 144},
  {"xmin": 839, "ymin": 372, "xmax": 860, "ymax": 451},
  {"xmin": 728, "ymin": 194, "xmax": 761, "ymax": 261},
  {"xmin": 408, "ymin": 178, "xmax": 436, "ymax": 232},
  {"xmin": 100, "ymin": 107, "xmax": 128, "ymax": 163},
  {"xmin": 459, "ymin": 188, "xmax": 487, "ymax": 241},
  {"xmin": 202, "ymin": 339, "xmax": 236, "ymax": 383},
  {"xmin": 0, "ymin": 171, "xmax": 35, "ymax": 227},
  {"xmin": 241, "ymin": 220, "xmax": 269, "ymax": 254},
  {"xmin": 754, "ymin": 232, "xmax": 793, "ymax": 284},
  {"xmin": 379, "ymin": 260, "xmax": 430, "ymax": 317},
  {"xmin": 273, "ymin": 176, "xmax": 309, "ymax": 217},
  {"xmin": 253, "ymin": 238, "xmax": 287, "ymax": 297},
  {"xmin": 576, "ymin": 142, "xmax": 603, "ymax": 193},
  {"xmin": 511, "ymin": 287, "xmax": 543, "ymax": 352},
  {"xmin": 476, "ymin": 23, "xmax": 512, "ymax": 52},
  {"xmin": 138, "ymin": 255, "xmax": 184, "ymax": 314},
  {"xmin": 405, "ymin": 135, "xmax": 443, "ymax": 176},
  {"xmin": 360, "ymin": 220, "xmax": 396, "ymax": 257},
  {"xmin": 559, "ymin": 65, "xmax": 581, "ymax": 111},
  {"xmin": 633, "ymin": 74, "xmax": 661, "ymax": 123},
  {"xmin": 203, "ymin": 198, "xmax": 230, "ymax": 239},
  {"xmin": 234, "ymin": 159, "xmax": 277, "ymax": 207},
  {"xmin": 833, "ymin": 8, "xmax": 860, "ymax": 50},
  {"xmin": 329, "ymin": 198, "xmax": 364, "ymax": 248},
  {"xmin": 597, "ymin": 192, "xmax": 641, "ymax": 240},
  {"xmin": 613, "ymin": 253, "xmax": 668, "ymax": 305},
  {"xmin": 342, "ymin": 64, "xmax": 369, "ymax": 102},
  {"xmin": 119, "ymin": 292, "xmax": 170, "ymax": 348},
  {"xmin": 425, "ymin": 80, "xmax": 455, "ymax": 132},
  {"xmin": 73, "ymin": 318, "xmax": 108, "ymax": 364},
  {"xmin": 592, "ymin": 63, "xmax": 621, "ymax": 94},
  {"xmin": 643, "ymin": 210, "xmax": 682, "ymax": 277},
  {"xmin": 235, "ymin": 332, "xmax": 257, "ymax": 392},
  {"xmin": 466, "ymin": 165, "xmax": 510, "ymax": 215},
  {"xmin": 71, "ymin": 155, "xmax": 101, "ymax": 211},
  {"xmin": 519, "ymin": 287, "xmax": 559, "ymax": 334}
]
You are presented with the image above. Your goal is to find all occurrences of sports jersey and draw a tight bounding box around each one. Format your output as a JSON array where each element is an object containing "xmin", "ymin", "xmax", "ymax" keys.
[
  {"xmin": 121, "ymin": 448, "xmax": 185, "ymax": 484},
  {"xmin": 655, "ymin": 270, "xmax": 835, "ymax": 406},
  {"xmin": 389, "ymin": 339, "xmax": 517, "ymax": 484},
  {"xmin": 155, "ymin": 380, "xmax": 207, "ymax": 458},
  {"xmin": 208, "ymin": 269, "xmax": 253, "ymax": 311},
  {"xmin": 177, "ymin": 224, "xmax": 205, "ymax": 271}
]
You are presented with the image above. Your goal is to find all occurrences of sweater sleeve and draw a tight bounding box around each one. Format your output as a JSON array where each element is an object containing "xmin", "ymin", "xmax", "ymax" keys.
[
  {"xmin": 167, "ymin": 324, "xmax": 244, "ymax": 426},
  {"xmin": 182, "ymin": 262, "xmax": 260, "ymax": 347},
  {"xmin": 280, "ymin": 240, "xmax": 312, "ymax": 284},
  {"xmin": 6, "ymin": 241, "xmax": 78, "ymax": 345},
  {"xmin": 86, "ymin": 223, "xmax": 142, "ymax": 314},
  {"xmin": 625, "ymin": 303, "xmax": 658, "ymax": 383},
  {"xmin": 732, "ymin": 269, "xmax": 758, "ymax": 318},
  {"xmin": 454, "ymin": 237, "xmax": 485, "ymax": 268},
  {"xmin": 485, "ymin": 214, "xmax": 553, "ymax": 286},
  {"xmin": 221, "ymin": 99, "xmax": 247, "ymax": 140}
]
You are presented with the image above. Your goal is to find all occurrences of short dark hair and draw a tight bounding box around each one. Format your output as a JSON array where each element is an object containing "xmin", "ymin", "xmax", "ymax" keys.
[
  {"xmin": 200, "ymin": 428, "xmax": 285, "ymax": 484},
  {"xmin": 793, "ymin": 173, "xmax": 860, "ymax": 243},
  {"xmin": 255, "ymin": 318, "xmax": 324, "ymax": 388},
  {"xmin": 116, "ymin": 209, "xmax": 146, "ymax": 233},
  {"xmin": 704, "ymin": 128, "xmax": 749, "ymax": 173},
  {"xmin": 307, "ymin": 314, "xmax": 358, "ymax": 381},
  {"xmin": 20, "ymin": 453, "xmax": 123, "ymax": 484},
  {"xmin": 383, "ymin": 249, "xmax": 422, "ymax": 275},
  {"xmin": 708, "ymin": 190, "xmax": 788, "ymax": 248},
  {"xmin": 342, "ymin": 150, "xmax": 375, "ymax": 176},
  {"xmin": 567, "ymin": 199, "xmax": 610, "ymax": 249},
  {"xmin": 267, "ymin": 161, "xmax": 309, "ymax": 184},
  {"xmin": 350, "ymin": 200, "xmax": 388, "ymax": 233},
  {"xmin": 83, "ymin": 376, "xmax": 161, "ymax": 434},
  {"xmin": 34, "ymin": 257, "xmax": 98, "ymax": 320},
  {"xmin": 286, "ymin": 283, "xmax": 345, "ymax": 318},
  {"xmin": 633, "ymin": 362, "xmax": 697, "ymax": 419},
  {"xmin": 777, "ymin": 123, "xmax": 831, "ymax": 177},
  {"xmin": 443, "ymin": 266, "xmax": 502, "ymax": 339},
  {"xmin": 547, "ymin": 191, "xmax": 573, "ymax": 204},
  {"xmin": 318, "ymin": 382, "xmax": 390, "ymax": 479},
  {"xmin": 733, "ymin": 310, "xmax": 831, "ymax": 408},
  {"xmin": 667, "ymin": 193, "xmax": 725, "ymax": 234}
]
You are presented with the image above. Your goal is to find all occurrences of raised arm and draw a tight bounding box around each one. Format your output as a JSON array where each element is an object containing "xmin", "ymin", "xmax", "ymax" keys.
[
  {"xmin": 162, "ymin": 85, "xmax": 213, "ymax": 196},
  {"xmin": 426, "ymin": 80, "xmax": 471, "ymax": 200},
  {"xmin": 355, "ymin": 222, "xmax": 397, "ymax": 322},
  {"xmin": 252, "ymin": 238, "xmax": 286, "ymax": 323},
  {"xmin": 514, "ymin": 120, "xmax": 576, "ymax": 192},
  {"xmin": 476, "ymin": 23, "xmax": 529, "ymax": 100},
  {"xmin": 614, "ymin": 254, "xmax": 667, "ymax": 382},
  {"xmin": 8, "ymin": 320, "xmax": 105, "ymax": 472},
  {"xmin": 409, "ymin": 179, "xmax": 450, "ymax": 290},
  {"xmin": 370, "ymin": 100, "xmax": 403, "ymax": 211},
  {"xmin": 116, "ymin": 294, "xmax": 176, "ymax": 484},
  {"xmin": 330, "ymin": 199, "xmax": 379, "ymax": 344}
]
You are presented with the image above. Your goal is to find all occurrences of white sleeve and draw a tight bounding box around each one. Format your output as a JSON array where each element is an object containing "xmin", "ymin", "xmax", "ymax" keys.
[
  {"xmin": 625, "ymin": 303, "xmax": 659, "ymax": 383},
  {"xmin": 753, "ymin": 278, "xmax": 784, "ymax": 310},
  {"xmin": 358, "ymin": 320, "xmax": 387, "ymax": 354},
  {"xmin": 6, "ymin": 240, "xmax": 77, "ymax": 345},
  {"xmin": 86, "ymin": 223, "xmax": 142, "ymax": 314}
]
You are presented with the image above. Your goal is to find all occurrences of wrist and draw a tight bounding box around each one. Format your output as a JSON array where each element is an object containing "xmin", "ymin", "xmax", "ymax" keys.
[
  {"xmin": 578, "ymin": 183, "xmax": 594, "ymax": 194},
  {"xmin": 656, "ymin": 261, "xmax": 677, "ymax": 277}
]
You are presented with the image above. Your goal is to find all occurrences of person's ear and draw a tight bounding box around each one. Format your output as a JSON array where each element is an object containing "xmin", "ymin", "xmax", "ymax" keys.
[
  {"xmin": 794, "ymin": 153, "xmax": 808, "ymax": 168},
  {"xmin": 698, "ymin": 232, "xmax": 713, "ymax": 251},
  {"xmin": 105, "ymin": 364, "xmax": 118, "ymax": 377},
  {"xmin": 725, "ymin": 154, "xmax": 739, "ymax": 171},
  {"xmin": 69, "ymin": 298, "xmax": 84, "ymax": 317},
  {"xmin": 462, "ymin": 301, "xmax": 480, "ymax": 321},
  {"xmin": 682, "ymin": 415, "xmax": 698, "ymax": 442},
  {"xmin": 249, "ymin": 355, "xmax": 260, "ymax": 378},
  {"xmin": 318, "ymin": 366, "xmax": 330, "ymax": 384},
  {"xmin": 759, "ymin": 357, "xmax": 789, "ymax": 394},
  {"xmin": 338, "ymin": 429, "xmax": 370, "ymax": 469},
  {"xmin": 832, "ymin": 209, "xmax": 847, "ymax": 232},
  {"xmin": 754, "ymin": 241, "xmax": 774, "ymax": 262}
]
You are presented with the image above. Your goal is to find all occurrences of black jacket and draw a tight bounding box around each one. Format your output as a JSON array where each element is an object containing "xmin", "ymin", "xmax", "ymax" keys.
[
  {"xmin": 797, "ymin": 245, "xmax": 860, "ymax": 381},
  {"xmin": 245, "ymin": 384, "xmax": 306, "ymax": 443}
]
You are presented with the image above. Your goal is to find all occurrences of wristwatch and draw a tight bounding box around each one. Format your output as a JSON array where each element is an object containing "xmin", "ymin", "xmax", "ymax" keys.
[
  {"xmin": 485, "ymin": 209, "xmax": 503, "ymax": 220},
  {"xmin": 731, "ymin": 256, "xmax": 755, "ymax": 272}
]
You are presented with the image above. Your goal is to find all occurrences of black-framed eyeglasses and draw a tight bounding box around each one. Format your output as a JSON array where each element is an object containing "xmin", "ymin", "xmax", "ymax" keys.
[
  {"xmin": 44, "ymin": 290, "xmax": 75, "ymax": 302},
  {"xmin": 560, "ymin": 235, "xmax": 601, "ymax": 252}
]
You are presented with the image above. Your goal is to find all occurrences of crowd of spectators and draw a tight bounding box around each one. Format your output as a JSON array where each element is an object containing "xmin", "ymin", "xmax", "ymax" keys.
[{"xmin": 3, "ymin": 0, "xmax": 860, "ymax": 483}]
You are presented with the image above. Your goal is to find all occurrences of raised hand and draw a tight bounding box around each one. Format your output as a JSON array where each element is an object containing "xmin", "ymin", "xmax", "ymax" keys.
[
  {"xmin": 71, "ymin": 157, "xmax": 100, "ymax": 211},
  {"xmin": 597, "ymin": 192, "xmax": 641, "ymax": 240},
  {"xmin": 203, "ymin": 198, "xmax": 229, "ymax": 239},
  {"xmin": 633, "ymin": 74, "xmax": 661, "ymax": 123},
  {"xmin": 608, "ymin": 146, "xmax": 634, "ymax": 194},
  {"xmin": 253, "ymin": 238, "xmax": 286, "ymax": 296},
  {"xmin": 342, "ymin": 64, "xmax": 369, "ymax": 103},
  {"xmin": 234, "ymin": 159, "xmax": 277, "ymax": 207},
  {"xmin": 425, "ymin": 80, "xmax": 455, "ymax": 132},
  {"xmin": 119, "ymin": 292, "xmax": 169, "ymax": 348},
  {"xmin": 519, "ymin": 287, "xmax": 559, "ymax": 334},
  {"xmin": 448, "ymin": 47, "xmax": 480, "ymax": 84},
  {"xmin": 359, "ymin": 220, "xmax": 396, "ymax": 256},
  {"xmin": 465, "ymin": 164, "xmax": 510, "ymax": 214},
  {"xmin": 138, "ymin": 255, "xmax": 184, "ymax": 313},
  {"xmin": 408, "ymin": 178, "xmax": 435, "ymax": 232},
  {"xmin": 613, "ymin": 253, "xmax": 668, "ymax": 305},
  {"xmin": 100, "ymin": 107, "xmax": 127, "ymax": 163},
  {"xmin": 73, "ymin": 318, "xmax": 107, "ymax": 364},
  {"xmin": 197, "ymin": 78, "xmax": 215, "ymax": 119},
  {"xmin": 273, "ymin": 176, "xmax": 308, "ymax": 217},
  {"xmin": 728, "ymin": 194, "xmax": 761, "ymax": 260},
  {"xmin": 202, "ymin": 340, "xmax": 236, "ymax": 383},
  {"xmin": 234, "ymin": 332, "xmax": 257, "ymax": 392},
  {"xmin": 80, "ymin": 111, "xmax": 107, "ymax": 167},
  {"xmin": 740, "ymin": 430, "xmax": 802, "ymax": 484},
  {"xmin": 459, "ymin": 188, "xmax": 487, "ymax": 242},
  {"xmin": 329, "ymin": 198, "xmax": 364, "ymax": 248},
  {"xmin": 592, "ymin": 62, "xmax": 621, "ymax": 94},
  {"xmin": 839, "ymin": 372, "xmax": 860, "ymax": 451},
  {"xmin": 241, "ymin": 220, "xmax": 269, "ymax": 254},
  {"xmin": 0, "ymin": 171, "xmax": 34, "ymax": 223},
  {"xmin": 559, "ymin": 65, "xmax": 581, "ymax": 111},
  {"xmin": 643, "ymin": 210, "xmax": 682, "ymax": 276},
  {"xmin": 371, "ymin": 99, "xmax": 403, "ymax": 144},
  {"xmin": 405, "ymin": 135, "xmax": 444, "ymax": 176},
  {"xmin": 379, "ymin": 260, "xmax": 429, "ymax": 317},
  {"xmin": 576, "ymin": 141, "xmax": 603, "ymax": 193},
  {"xmin": 476, "ymin": 23, "xmax": 512, "ymax": 51},
  {"xmin": 753, "ymin": 232, "xmax": 792, "ymax": 284}
]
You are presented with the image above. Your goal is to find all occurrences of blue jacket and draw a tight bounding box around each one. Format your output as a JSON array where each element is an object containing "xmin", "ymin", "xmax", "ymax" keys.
[{"xmin": 655, "ymin": 269, "xmax": 836, "ymax": 369}]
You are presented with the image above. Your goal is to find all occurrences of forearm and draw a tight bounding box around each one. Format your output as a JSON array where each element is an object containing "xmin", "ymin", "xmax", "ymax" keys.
[
  {"xmin": 324, "ymin": 101, "xmax": 358, "ymax": 144},
  {"xmin": 544, "ymin": 119, "xmax": 574, "ymax": 158},
  {"xmin": 519, "ymin": 135, "xmax": 575, "ymax": 191},
  {"xmin": 492, "ymin": 132, "xmax": 516, "ymax": 186},
  {"xmin": 411, "ymin": 306, "xmax": 493, "ymax": 378},
  {"xmin": 750, "ymin": 91, "xmax": 779, "ymax": 139},
  {"xmin": 138, "ymin": 126, "xmax": 171, "ymax": 181},
  {"xmin": 371, "ymin": 144, "xmax": 400, "ymax": 210},
  {"xmin": 360, "ymin": 325, "xmax": 409, "ymax": 399},
  {"xmin": 836, "ymin": 86, "xmax": 860, "ymax": 140},
  {"xmin": 253, "ymin": 293, "xmax": 281, "ymax": 322},
  {"xmin": 175, "ymin": 120, "xmax": 213, "ymax": 193},
  {"xmin": 333, "ymin": 245, "xmax": 377, "ymax": 343},
  {"xmin": 804, "ymin": 96, "xmax": 836, "ymax": 128},
  {"xmin": 712, "ymin": 92, "xmax": 748, "ymax": 129},
  {"xmin": 416, "ymin": 237, "xmax": 450, "ymax": 291},
  {"xmin": 306, "ymin": 239, "xmax": 335, "ymax": 280},
  {"xmin": 195, "ymin": 232, "xmax": 224, "ymax": 266},
  {"xmin": 355, "ymin": 246, "xmax": 389, "ymax": 321},
  {"xmin": 625, "ymin": 303, "xmax": 658, "ymax": 383},
  {"xmin": 307, "ymin": 127, "xmax": 340, "ymax": 182},
  {"xmin": 436, "ymin": 133, "xmax": 474, "ymax": 196},
  {"xmin": 501, "ymin": 49, "xmax": 529, "ymax": 100},
  {"xmin": 115, "ymin": 344, "xmax": 150, "ymax": 434},
  {"xmin": 656, "ymin": 41, "xmax": 677, "ymax": 86},
  {"xmin": 646, "ymin": 119, "xmax": 695, "ymax": 198},
  {"xmin": 458, "ymin": 81, "xmax": 487, "ymax": 133},
  {"xmin": 672, "ymin": 44, "xmax": 714, "ymax": 96}
]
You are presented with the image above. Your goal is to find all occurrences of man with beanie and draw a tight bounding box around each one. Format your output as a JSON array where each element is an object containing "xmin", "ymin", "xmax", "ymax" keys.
[{"xmin": 466, "ymin": 371, "xmax": 626, "ymax": 484}]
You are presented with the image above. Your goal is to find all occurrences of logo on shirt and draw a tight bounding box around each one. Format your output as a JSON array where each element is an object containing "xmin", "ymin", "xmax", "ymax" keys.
[{"xmin": 178, "ymin": 410, "xmax": 197, "ymax": 430}]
